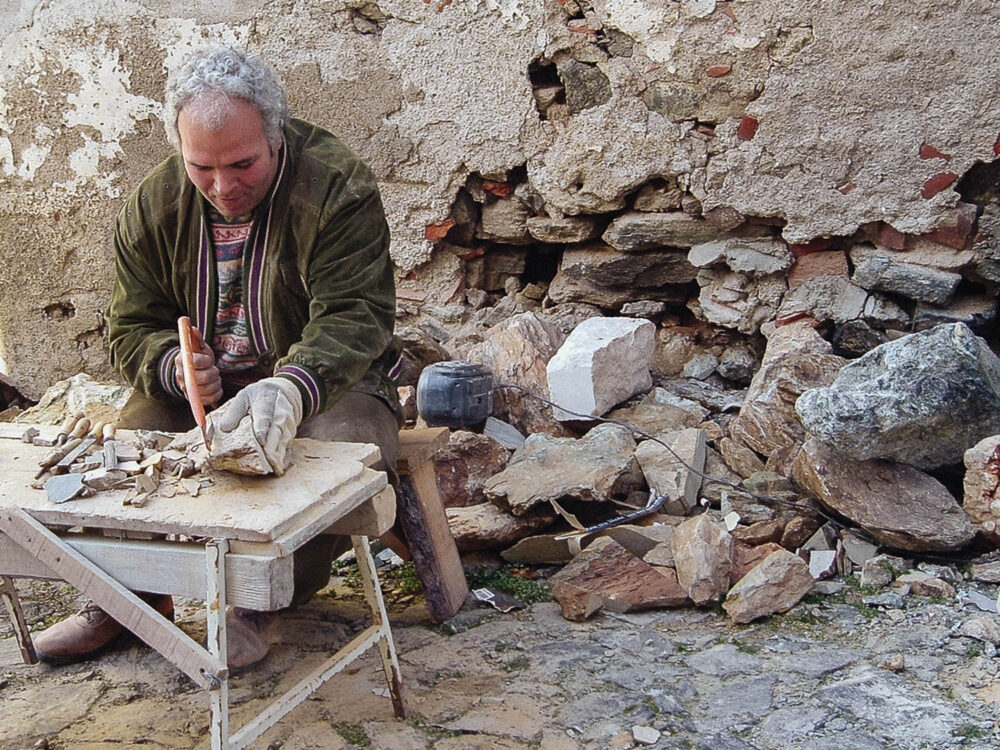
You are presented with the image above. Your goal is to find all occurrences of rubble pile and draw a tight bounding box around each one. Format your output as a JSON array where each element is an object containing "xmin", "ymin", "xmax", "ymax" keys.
[
  {"xmin": 11, "ymin": 318, "xmax": 1000, "ymax": 628},
  {"xmin": 411, "ymin": 313, "xmax": 1000, "ymax": 624}
]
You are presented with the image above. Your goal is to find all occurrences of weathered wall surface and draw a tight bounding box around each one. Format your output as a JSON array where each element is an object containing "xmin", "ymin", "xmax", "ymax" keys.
[{"xmin": 1, "ymin": 0, "xmax": 998, "ymax": 398}]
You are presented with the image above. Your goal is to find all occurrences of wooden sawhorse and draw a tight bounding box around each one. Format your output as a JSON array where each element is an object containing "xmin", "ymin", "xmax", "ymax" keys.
[{"xmin": 0, "ymin": 426, "xmax": 405, "ymax": 749}]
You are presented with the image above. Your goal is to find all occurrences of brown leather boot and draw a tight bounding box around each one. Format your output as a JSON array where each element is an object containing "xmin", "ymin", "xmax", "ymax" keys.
[
  {"xmin": 34, "ymin": 594, "xmax": 174, "ymax": 665},
  {"xmin": 225, "ymin": 607, "xmax": 277, "ymax": 671}
]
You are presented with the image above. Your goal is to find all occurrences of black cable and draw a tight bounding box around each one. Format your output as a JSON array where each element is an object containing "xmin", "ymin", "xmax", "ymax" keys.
[{"xmin": 494, "ymin": 381, "xmax": 870, "ymax": 543}]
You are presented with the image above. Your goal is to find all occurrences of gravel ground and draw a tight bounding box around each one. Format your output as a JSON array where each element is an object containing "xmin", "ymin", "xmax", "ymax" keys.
[{"xmin": 2, "ymin": 564, "xmax": 1000, "ymax": 749}]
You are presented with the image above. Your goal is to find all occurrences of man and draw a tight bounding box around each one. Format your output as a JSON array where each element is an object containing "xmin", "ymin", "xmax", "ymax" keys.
[{"xmin": 33, "ymin": 44, "xmax": 402, "ymax": 669}]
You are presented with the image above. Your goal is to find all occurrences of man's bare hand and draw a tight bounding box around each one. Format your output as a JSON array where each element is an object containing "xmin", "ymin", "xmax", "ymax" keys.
[{"xmin": 175, "ymin": 326, "xmax": 223, "ymax": 406}]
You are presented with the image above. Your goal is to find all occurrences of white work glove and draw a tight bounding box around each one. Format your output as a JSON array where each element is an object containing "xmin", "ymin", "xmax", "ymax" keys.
[{"xmin": 209, "ymin": 377, "xmax": 303, "ymax": 475}]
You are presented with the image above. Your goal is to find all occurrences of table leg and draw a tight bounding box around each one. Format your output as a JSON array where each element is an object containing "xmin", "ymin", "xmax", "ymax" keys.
[
  {"xmin": 0, "ymin": 507, "xmax": 224, "ymax": 689},
  {"xmin": 351, "ymin": 535, "xmax": 406, "ymax": 718},
  {"xmin": 0, "ymin": 575, "xmax": 37, "ymax": 664},
  {"xmin": 206, "ymin": 539, "xmax": 230, "ymax": 750}
]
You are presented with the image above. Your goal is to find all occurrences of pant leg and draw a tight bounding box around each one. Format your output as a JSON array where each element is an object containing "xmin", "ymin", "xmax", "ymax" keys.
[{"xmin": 290, "ymin": 390, "xmax": 402, "ymax": 607}]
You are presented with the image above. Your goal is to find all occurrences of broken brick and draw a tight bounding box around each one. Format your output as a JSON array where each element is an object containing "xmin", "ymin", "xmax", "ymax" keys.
[
  {"xmin": 706, "ymin": 64, "xmax": 732, "ymax": 77},
  {"xmin": 787, "ymin": 251, "xmax": 849, "ymax": 287},
  {"xmin": 455, "ymin": 245, "xmax": 486, "ymax": 261},
  {"xmin": 919, "ymin": 142, "xmax": 951, "ymax": 160},
  {"xmin": 425, "ymin": 219, "xmax": 456, "ymax": 241},
  {"xmin": 876, "ymin": 223, "xmax": 907, "ymax": 250},
  {"xmin": 567, "ymin": 20, "xmax": 597, "ymax": 34},
  {"xmin": 482, "ymin": 180, "xmax": 511, "ymax": 197},
  {"xmin": 836, "ymin": 182, "xmax": 856, "ymax": 195},
  {"xmin": 924, "ymin": 201, "xmax": 977, "ymax": 249},
  {"xmin": 788, "ymin": 237, "xmax": 832, "ymax": 257},
  {"xmin": 737, "ymin": 115, "xmax": 758, "ymax": 141},
  {"xmin": 921, "ymin": 172, "xmax": 958, "ymax": 199}
]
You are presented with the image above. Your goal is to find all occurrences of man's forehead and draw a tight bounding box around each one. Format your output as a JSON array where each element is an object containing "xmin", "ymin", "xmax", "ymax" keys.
[{"xmin": 178, "ymin": 98, "xmax": 269, "ymax": 162}]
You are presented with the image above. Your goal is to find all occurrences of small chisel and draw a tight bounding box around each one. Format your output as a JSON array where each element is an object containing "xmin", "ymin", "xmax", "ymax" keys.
[{"xmin": 35, "ymin": 437, "xmax": 83, "ymax": 479}]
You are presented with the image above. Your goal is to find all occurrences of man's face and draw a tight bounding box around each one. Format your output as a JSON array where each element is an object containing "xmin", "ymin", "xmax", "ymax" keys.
[{"xmin": 177, "ymin": 97, "xmax": 280, "ymax": 220}]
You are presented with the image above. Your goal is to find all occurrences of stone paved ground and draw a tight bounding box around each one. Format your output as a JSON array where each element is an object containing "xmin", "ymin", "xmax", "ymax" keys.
[{"xmin": 2, "ymin": 569, "xmax": 1000, "ymax": 750}]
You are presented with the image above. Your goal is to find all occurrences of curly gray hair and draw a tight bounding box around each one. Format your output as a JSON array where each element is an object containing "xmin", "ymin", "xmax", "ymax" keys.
[{"xmin": 164, "ymin": 44, "xmax": 289, "ymax": 149}]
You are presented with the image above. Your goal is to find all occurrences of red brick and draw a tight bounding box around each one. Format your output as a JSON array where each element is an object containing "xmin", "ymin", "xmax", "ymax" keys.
[
  {"xmin": 482, "ymin": 180, "xmax": 511, "ymax": 197},
  {"xmin": 836, "ymin": 182, "xmax": 856, "ymax": 195},
  {"xmin": 924, "ymin": 201, "xmax": 978, "ymax": 249},
  {"xmin": 788, "ymin": 251, "xmax": 849, "ymax": 288},
  {"xmin": 876, "ymin": 223, "xmax": 907, "ymax": 250},
  {"xmin": 788, "ymin": 237, "xmax": 832, "ymax": 257},
  {"xmin": 994, "ymin": 133, "xmax": 1000, "ymax": 155},
  {"xmin": 737, "ymin": 115, "xmax": 758, "ymax": 141},
  {"xmin": 921, "ymin": 172, "xmax": 958, "ymax": 199},
  {"xmin": 706, "ymin": 64, "xmax": 732, "ymax": 77},
  {"xmin": 456, "ymin": 246, "xmax": 486, "ymax": 261},
  {"xmin": 567, "ymin": 20, "xmax": 596, "ymax": 34},
  {"xmin": 919, "ymin": 142, "xmax": 951, "ymax": 160},
  {"xmin": 424, "ymin": 218, "xmax": 455, "ymax": 241}
]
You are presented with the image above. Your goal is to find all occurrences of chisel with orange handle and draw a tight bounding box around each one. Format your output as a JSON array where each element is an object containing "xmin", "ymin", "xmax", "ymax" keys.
[{"xmin": 177, "ymin": 316, "xmax": 211, "ymax": 447}]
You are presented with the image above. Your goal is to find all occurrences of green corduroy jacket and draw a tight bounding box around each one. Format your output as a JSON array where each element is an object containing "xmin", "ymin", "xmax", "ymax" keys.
[{"xmin": 108, "ymin": 118, "xmax": 401, "ymax": 419}]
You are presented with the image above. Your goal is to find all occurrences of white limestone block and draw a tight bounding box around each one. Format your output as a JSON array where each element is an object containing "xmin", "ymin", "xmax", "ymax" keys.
[{"xmin": 546, "ymin": 317, "xmax": 655, "ymax": 421}]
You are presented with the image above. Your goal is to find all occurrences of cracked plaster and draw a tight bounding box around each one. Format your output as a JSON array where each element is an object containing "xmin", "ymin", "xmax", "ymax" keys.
[{"xmin": 0, "ymin": 0, "xmax": 998, "ymax": 398}]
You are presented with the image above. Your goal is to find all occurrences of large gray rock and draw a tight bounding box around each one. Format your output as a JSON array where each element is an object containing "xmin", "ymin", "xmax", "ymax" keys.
[
  {"xmin": 483, "ymin": 424, "xmax": 645, "ymax": 516},
  {"xmin": 793, "ymin": 438, "xmax": 976, "ymax": 552},
  {"xmin": 796, "ymin": 323, "xmax": 1000, "ymax": 468}
]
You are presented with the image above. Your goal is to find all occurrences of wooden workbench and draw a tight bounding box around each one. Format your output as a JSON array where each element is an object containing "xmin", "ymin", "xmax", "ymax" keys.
[{"xmin": 0, "ymin": 422, "xmax": 405, "ymax": 750}]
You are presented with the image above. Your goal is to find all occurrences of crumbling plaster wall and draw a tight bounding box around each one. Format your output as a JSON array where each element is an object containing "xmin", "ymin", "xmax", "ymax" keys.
[{"xmin": 0, "ymin": 0, "xmax": 997, "ymax": 398}]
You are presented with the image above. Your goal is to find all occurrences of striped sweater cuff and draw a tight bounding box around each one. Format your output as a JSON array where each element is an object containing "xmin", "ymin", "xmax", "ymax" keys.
[
  {"xmin": 276, "ymin": 364, "xmax": 323, "ymax": 419},
  {"xmin": 159, "ymin": 346, "xmax": 185, "ymax": 400}
]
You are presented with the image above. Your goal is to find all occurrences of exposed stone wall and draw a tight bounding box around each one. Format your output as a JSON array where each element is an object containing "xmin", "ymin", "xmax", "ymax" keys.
[{"xmin": 1, "ymin": 0, "xmax": 998, "ymax": 398}]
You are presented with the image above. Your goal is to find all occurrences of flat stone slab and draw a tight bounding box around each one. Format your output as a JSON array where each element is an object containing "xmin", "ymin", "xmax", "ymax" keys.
[{"xmin": 793, "ymin": 438, "xmax": 976, "ymax": 551}]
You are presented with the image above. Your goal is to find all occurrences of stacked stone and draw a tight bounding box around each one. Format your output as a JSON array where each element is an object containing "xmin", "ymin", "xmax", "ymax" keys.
[{"xmin": 413, "ymin": 168, "xmax": 996, "ymax": 365}]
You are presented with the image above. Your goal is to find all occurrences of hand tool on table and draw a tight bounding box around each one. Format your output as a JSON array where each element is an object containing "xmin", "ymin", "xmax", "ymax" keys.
[
  {"xmin": 51, "ymin": 420, "xmax": 102, "ymax": 475},
  {"xmin": 56, "ymin": 412, "xmax": 84, "ymax": 445},
  {"xmin": 34, "ymin": 415, "xmax": 89, "ymax": 478},
  {"xmin": 178, "ymin": 316, "xmax": 211, "ymax": 447}
]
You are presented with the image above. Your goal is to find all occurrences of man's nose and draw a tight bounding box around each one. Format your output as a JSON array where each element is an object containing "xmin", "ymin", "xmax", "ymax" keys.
[{"xmin": 213, "ymin": 170, "xmax": 236, "ymax": 195}]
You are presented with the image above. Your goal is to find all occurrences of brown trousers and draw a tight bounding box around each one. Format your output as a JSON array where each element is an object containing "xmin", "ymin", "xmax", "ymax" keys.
[{"xmin": 119, "ymin": 388, "xmax": 401, "ymax": 608}]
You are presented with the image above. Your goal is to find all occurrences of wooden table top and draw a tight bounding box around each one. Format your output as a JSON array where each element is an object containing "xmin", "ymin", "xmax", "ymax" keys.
[{"xmin": 0, "ymin": 423, "xmax": 383, "ymax": 543}]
